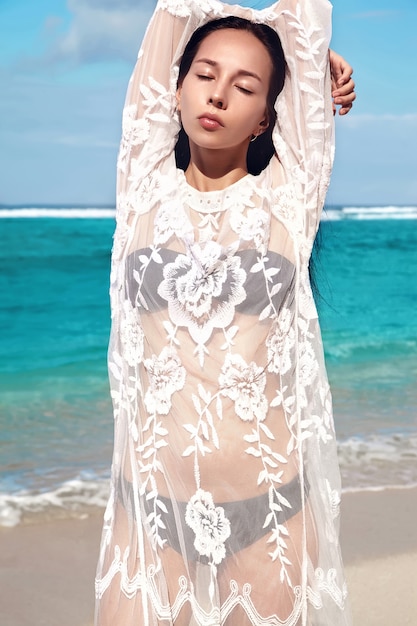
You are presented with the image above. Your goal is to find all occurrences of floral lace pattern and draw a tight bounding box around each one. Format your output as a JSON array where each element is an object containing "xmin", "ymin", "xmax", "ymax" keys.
[
  {"xmin": 219, "ymin": 353, "xmax": 268, "ymax": 422},
  {"xmin": 158, "ymin": 241, "xmax": 247, "ymax": 345},
  {"xmin": 95, "ymin": 1, "xmax": 351, "ymax": 625},
  {"xmin": 185, "ymin": 489, "xmax": 231, "ymax": 565},
  {"xmin": 144, "ymin": 347, "xmax": 186, "ymax": 415}
]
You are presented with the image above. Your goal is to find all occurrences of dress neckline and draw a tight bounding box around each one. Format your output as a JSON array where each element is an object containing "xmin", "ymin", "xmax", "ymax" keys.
[{"xmin": 176, "ymin": 168, "xmax": 258, "ymax": 214}]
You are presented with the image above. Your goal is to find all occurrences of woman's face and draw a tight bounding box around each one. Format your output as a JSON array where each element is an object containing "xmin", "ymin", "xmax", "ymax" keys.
[{"xmin": 177, "ymin": 29, "xmax": 272, "ymax": 161}]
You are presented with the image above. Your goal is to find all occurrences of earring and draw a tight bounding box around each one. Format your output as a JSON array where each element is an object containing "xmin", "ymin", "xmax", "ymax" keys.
[{"xmin": 250, "ymin": 134, "xmax": 258, "ymax": 143}]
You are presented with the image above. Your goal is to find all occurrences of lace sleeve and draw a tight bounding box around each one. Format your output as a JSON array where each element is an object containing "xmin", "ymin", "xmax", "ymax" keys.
[
  {"xmin": 115, "ymin": 5, "xmax": 185, "ymax": 196},
  {"xmin": 270, "ymin": 0, "xmax": 335, "ymax": 245}
]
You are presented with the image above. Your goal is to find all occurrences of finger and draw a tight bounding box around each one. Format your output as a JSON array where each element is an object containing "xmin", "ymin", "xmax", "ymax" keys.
[
  {"xmin": 333, "ymin": 89, "xmax": 356, "ymax": 116},
  {"xmin": 338, "ymin": 102, "xmax": 353, "ymax": 116},
  {"xmin": 335, "ymin": 95, "xmax": 355, "ymax": 115},
  {"xmin": 334, "ymin": 91, "xmax": 356, "ymax": 106},
  {"xmin": 332, "ymin": 78, "xmax": 355, "ymax": 97},
  {"xmin": 332, "ymin": 95, "xmax": 355, "ymax": 114},
  {"xmin": 336, "ymin": 64, "xmax": 354, "ymax": 87}
]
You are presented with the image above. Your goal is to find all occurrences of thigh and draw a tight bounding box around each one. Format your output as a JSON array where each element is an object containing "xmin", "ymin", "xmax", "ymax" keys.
[
  {"xmin": 98, "ymin": 501, "xmax": 195, "ymax": 626},
  {"xmin": 157, "ymin": 545, "xmax": 195, "ymax": 626},
  {"xmin": 219, "ymin": 503, "xmax": 318, "ymax": 625}
]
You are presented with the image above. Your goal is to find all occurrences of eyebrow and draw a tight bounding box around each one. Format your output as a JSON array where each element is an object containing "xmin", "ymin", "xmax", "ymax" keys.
[{"xmin": 194, "ymin": 58, "xmax": 262, "ymax": 82}]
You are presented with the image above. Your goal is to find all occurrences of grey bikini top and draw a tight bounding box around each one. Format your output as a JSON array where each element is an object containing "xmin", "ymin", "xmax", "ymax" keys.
[{"xmin": 126, "ymin": 247, "xmax": 295, "ymax": 316}]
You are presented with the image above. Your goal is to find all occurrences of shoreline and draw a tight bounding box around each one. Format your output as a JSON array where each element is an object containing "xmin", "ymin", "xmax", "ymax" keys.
[
  {"xmin": 2, "ymin": 472, "xmax": 417, "ymax": 529},
  {"xmin": 0, "ymin": 486, "xmax": 416, "ymax": 626}
]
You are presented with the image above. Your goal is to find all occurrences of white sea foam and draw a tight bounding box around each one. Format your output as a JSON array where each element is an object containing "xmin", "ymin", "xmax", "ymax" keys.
[
  {"xmin": 0, "ymin": 207, "xmax": 116, "ymax": 219},
  {"xmin": 323, "ymin": 205, "xmax": 417, "ymax": 221},
  {"xmin": 1, "ymin": 432, "xmax": 416, "ymax": 526},
  {"xmin": 338, "ymin": 432, "xmax": 417, "ymax": 492},
  {"xmin": 1, "ymin": 205, "xmax": 417, "ymax": 220},
  {"xmin": 0, "ymin": 478, "xmax": 110, "ymax": 527},
  {"xmin": 338, "ymin": 432, "xmax": 417, "ymax": 464}
]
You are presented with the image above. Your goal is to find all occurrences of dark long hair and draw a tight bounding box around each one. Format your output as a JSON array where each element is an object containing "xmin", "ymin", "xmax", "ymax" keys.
[{"xmin": 175, "ymin": 17, "xmax": 286, "ymax": 175}]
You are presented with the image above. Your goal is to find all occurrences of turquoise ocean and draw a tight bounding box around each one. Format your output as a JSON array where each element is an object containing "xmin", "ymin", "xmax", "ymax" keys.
[{"xmin": 1, "ymin": 204, "xmax": 416, "ymax": 526}]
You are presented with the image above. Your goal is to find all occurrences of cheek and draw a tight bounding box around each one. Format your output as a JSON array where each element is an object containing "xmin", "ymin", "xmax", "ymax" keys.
[
  {"xmin": 241, "ymin": 100, "xmax": 268, "ymax": 129},
  {"xmin": 178, "ymin": 92, "xmax": 194, "ymax": 122},
  {"xmin": 177, "ymin": 91, "xmax": 195, "ymax": 135},
  {"xmin": 178, "ymin": 78, "xmax": 195, "ymax": 110}
]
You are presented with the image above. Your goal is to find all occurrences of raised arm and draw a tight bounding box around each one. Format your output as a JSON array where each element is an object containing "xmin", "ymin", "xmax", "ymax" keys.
[{"xmin": 268, "ymin": 0, "xmax": 334, "ymax": 242}]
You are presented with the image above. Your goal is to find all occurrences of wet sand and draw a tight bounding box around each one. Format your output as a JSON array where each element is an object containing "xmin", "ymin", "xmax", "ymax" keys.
[{"xmin": 1, "ymin": 487, "xmax": 416, "ymax": 626}]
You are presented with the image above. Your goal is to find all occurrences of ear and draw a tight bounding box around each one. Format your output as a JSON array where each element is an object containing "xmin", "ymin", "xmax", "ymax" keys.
[
  {"xmin": 257, "ymin": 112, "xmax": 269, "ymax": 135},
  {"xmin": 251, "ymin": 113, "xmax": 269, "ymax": 140}
]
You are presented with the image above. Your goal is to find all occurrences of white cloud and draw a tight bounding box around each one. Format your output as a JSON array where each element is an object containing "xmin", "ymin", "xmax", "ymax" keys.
[
  {"xmin": 43, "ymin": 0, "xmax": 154, "ymax": 65},
  {"xmin": 43, "ymin": 15, "xmax": 64, "ymax": 32}
]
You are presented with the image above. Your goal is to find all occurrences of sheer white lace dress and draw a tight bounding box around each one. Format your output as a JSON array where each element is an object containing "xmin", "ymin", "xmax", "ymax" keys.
[{"xmin": 94, "ymin": 1, "xmax": 351, "ymax": 624}]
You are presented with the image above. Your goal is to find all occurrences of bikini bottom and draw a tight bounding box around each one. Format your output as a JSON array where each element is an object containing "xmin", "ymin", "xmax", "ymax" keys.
[{"xmin": 121, "ymin": 474, "xmax": 308, "ymax": 561}]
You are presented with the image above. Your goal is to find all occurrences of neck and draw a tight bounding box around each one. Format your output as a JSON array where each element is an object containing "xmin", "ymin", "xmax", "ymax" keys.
[{"xmin": 185, "ymin": 143, "xmax": 249, "ymax": 191}]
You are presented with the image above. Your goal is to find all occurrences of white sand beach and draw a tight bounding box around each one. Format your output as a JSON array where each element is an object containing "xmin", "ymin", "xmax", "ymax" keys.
[{"xmin": 1, "ymin": 487, "xmax": 416, "ymax": 626}]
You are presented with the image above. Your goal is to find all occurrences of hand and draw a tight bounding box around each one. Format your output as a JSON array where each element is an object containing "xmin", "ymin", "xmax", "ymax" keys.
[{"xmin": 329, "ymin": 49, "xmax": 356, "ymax": 116}]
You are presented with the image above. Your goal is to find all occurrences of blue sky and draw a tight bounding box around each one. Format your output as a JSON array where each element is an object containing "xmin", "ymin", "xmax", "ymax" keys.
[{"xmin": 1, "ymin": 0, "xmax": 416, "ymax": 206}]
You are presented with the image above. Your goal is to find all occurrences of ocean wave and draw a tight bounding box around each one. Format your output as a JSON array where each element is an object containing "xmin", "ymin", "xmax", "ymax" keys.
[
  {"xmin": 338, "ymin": 432, "xmax": 417, "ymax": 492},
  {"xmin": 0, "ymin": 477, "xmax": 110, "ymax": 527},
  {"xmin": 1, "ymin": 431, "xmax": 416, "ymax": 526},
  {"xmin": 0, "ymin": 207, "xmax": 115, "ymax": 219},
  {"xmin": 324, "ymin": 337, "xmax": 417, "ymax": 361},
  {"xmin": 323, "ymin": 206, "xmax": 417, "ymax": 221},
  {"xmin": 1, "ymin": 205, "xmax": 417, "ymax": 221}
]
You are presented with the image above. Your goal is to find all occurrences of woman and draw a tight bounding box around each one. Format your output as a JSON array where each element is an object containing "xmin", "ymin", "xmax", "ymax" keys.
[{"xmin": 95, "ymin": 1, "xmax": 355, "ymax": 624}]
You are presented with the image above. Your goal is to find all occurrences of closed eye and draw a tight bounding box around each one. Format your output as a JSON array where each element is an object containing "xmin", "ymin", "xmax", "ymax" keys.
[
  {"xmin": 197, "ymin": 74, "xmax": 213, "ymax": 81},
  {"xmin": 236, "ymin": 85, "xmax": 253, "ymax": 95}
]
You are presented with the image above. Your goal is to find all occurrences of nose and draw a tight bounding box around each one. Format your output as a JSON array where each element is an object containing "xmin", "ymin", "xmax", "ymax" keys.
[
  {"xmin": 209, "ymin": 86, "xmax": 227, "ymax": 110},
  {"xmin": 209, "ymin": 95, "xmax": 225, "ymax": 109}
]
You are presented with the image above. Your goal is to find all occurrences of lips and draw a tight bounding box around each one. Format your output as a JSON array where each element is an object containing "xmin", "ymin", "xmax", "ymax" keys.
[{"xmin": 198, "ymin": 113, "xmax": 223, "ymax": 130}]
